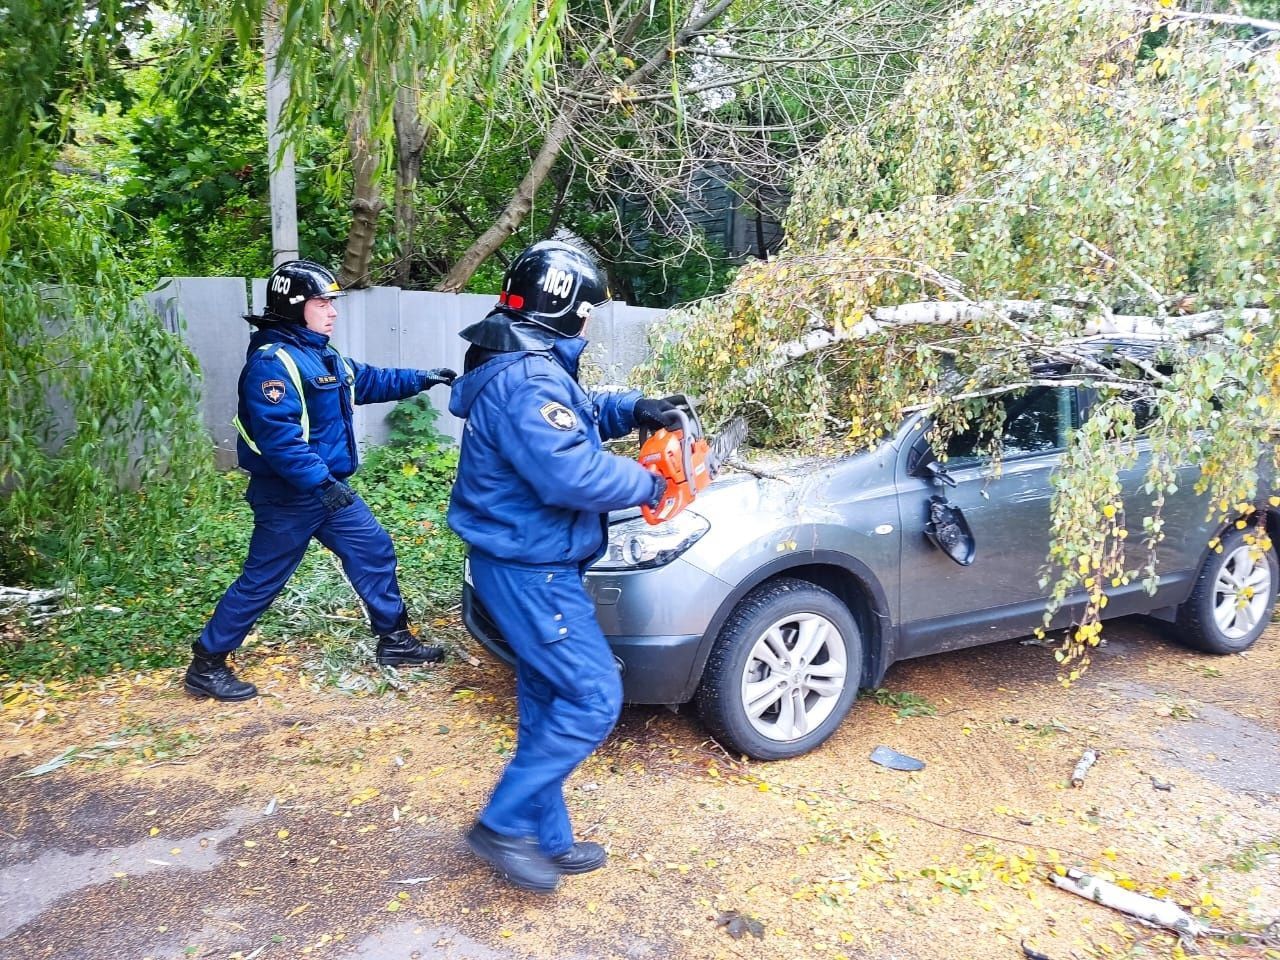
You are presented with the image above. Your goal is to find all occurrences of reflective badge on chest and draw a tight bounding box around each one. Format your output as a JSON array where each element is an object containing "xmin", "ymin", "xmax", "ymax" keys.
[
  {"xmin": 261, "ymin": 379, "xmax": 287, "ymax": 403},
  {"xmin": 539, "ymin": 401, "xmax": 578, "ymax": 431}
]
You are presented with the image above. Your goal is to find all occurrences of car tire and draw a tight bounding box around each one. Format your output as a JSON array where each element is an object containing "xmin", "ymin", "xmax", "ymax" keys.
[
  {"xmin": 1174, "ymin": 524, "xmax": 1278, "ymax": 654},
  {"xmin": 695, "ymin": 578, "xmax": 862, "ymax": 761}
]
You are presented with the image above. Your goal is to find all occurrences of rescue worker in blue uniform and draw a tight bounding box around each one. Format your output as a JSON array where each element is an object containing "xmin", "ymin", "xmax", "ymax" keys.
[
  {"xmin": 184, "ymin": 259, "xmax": 456, "ymax": 702},
  {"xmin": 447, "ymin": 240, "xmax": 685, "ymax": 892}
]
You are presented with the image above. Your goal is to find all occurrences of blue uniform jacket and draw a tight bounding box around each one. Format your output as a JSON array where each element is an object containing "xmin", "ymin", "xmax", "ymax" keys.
[
  {"xmin": 447, "ymin": 336, "xmax": 663, "ymax": 566},
  {"xmin": 236, "ymin": 324, "xmax": 429, "ymax": 496}
]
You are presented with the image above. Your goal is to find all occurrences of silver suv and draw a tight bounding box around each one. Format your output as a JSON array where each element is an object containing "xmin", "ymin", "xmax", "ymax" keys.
[{"xmin": 463, "ymin": 380, "xmax": 1279, "ymax": 760}]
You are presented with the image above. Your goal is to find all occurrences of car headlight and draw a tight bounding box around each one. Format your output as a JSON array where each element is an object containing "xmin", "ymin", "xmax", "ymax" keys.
[{"xmin": 594, "ymin": 510, "xmax": 711, "ymax": 570}]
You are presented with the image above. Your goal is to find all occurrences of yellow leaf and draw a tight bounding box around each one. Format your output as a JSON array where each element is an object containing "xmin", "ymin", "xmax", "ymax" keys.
[
  {"xmin": 277, "ymin": 829, "xmax": 290, "ymax": 840},
  {"xmin": 385, "ymin": 901, "xmax": 401, "ymax": 913}
]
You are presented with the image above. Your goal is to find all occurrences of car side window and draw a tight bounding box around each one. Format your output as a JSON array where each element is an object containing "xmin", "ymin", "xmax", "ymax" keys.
[
  {"xmin": 1126, "ymin": 395, "xmax": 1159, "ymax": 430},
  {"xmin": 945, "ymin": 387, "xmax": 1079, "ymax": 464}
]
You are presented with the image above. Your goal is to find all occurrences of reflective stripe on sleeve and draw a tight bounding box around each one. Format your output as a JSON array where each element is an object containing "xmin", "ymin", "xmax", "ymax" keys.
[{"xmin": 232, "ymin": 345, "xmax": 309, "ymax": 452}]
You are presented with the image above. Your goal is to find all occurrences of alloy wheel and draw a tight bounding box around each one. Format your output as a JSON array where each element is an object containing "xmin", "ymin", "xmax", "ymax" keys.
[
  {"xmin": 1212, "ymin": 544, "xmax": 1274, "ymax": 639},
  {"xmin": 740, "ymin": 612, "xmax": 848, "ymax": 742}
]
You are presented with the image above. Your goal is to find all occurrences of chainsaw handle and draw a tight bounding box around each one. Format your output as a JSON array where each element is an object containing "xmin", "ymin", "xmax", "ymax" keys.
[{"xmin": 635, "ymin": 394, "xmax": 696, "ymax": 449}]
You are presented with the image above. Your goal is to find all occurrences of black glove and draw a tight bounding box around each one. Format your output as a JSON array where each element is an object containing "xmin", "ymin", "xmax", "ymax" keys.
[
  {"xmin": 645, "ymin": 471, "xmax": 669, "ymax": 509},
  {"xmin": 419, "ymin": 368, "xmax": 457, "ymax": 390},
  {"xmin": 318, "ymin": 479, "xmax": 356, "ymax": 515},
  {"xmin": 634, "ymin": 396, "xmax": 685, "ymax": 432}
]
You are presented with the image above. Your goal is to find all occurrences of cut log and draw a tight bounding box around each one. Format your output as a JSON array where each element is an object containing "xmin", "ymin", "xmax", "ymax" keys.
[{"xmin": 1070, "ymin": 748, "xmax": 1098, "ymax": 787}]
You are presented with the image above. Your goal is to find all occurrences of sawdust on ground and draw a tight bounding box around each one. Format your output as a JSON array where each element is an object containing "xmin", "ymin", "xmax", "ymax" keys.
[{"xmin": 2, "ymin": 617, "xmax": 1278, "ymax": 960}]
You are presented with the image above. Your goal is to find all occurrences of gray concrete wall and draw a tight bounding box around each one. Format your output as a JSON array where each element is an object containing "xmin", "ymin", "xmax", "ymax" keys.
[
  {"xmin": 147, "ymin": 278, "xmax": 250, "ymax": 469},
  {"xmin": 155, "ymin": 277, "xmax": 665, "ymax": 467}
]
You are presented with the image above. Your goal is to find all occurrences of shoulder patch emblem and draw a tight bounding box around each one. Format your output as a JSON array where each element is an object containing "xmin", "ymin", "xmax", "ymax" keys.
[
  {"xmin": 261, "ymin": 379, "xmax": 287, "ymax": 404},
  {"xmin": 539, "ymin": 401, "xmax": 578, "ymax": 431}
]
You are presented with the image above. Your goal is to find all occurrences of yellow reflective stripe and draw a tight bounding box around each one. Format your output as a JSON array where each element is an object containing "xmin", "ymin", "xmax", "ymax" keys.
[
  {"xmin": 232, "ymin": 414, "xmax": 260, "ymax": 453},
  {"xmin": 233, "ymin": 345, "xmax": 309, "ymax": 451},
  {"xmin": 272, "ymin": 347, "xmax": 309, "ymax": 443}
]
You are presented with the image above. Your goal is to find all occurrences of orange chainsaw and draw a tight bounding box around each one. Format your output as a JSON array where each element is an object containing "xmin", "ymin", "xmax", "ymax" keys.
[{"xmin": 637, "ymin": 396, "xmax": 747, "ymax": 525}]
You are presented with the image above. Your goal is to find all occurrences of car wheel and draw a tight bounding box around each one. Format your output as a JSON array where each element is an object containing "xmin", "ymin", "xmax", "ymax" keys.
[
  {"xmin": 1174, "ymin": 524, "xmax": 1278, "ymax": 654},
  {"xmin": 695, "ymin": 578, "xmax": 862, "ymax": 760}
]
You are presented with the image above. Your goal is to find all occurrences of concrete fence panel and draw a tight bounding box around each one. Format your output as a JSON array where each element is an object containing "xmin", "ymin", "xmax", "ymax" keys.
[{"xmin": 155, "ymin": 278, "xmax": 667, "ymax": 463}]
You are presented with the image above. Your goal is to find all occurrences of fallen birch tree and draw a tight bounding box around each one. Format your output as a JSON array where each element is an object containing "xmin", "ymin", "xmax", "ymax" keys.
[{"xmin": 634, "ymin": 0, "xmax": 1280, "ymax": 678}]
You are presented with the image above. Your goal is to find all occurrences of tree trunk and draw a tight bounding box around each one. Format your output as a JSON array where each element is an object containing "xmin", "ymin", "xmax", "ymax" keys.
[
  {"xmin": 436, "ymin": 0, "xmax": 736, "ymax": 291},
  {"xmin": 338, "ymin": 106, "xmax": 384, "ymax": 288},
  {"xmin": 435, "ymin": 112, "xmax": 575, "ymax": 292},
  {"xmin": 393, "ymin": 79, "xmax": 427, "ymax": 287},
  {"xmin": 755, "ymin": 191, "xmax": 768, "ymax": 260}
]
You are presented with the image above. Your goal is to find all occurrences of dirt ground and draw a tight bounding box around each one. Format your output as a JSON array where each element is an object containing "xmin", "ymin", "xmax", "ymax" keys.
[{"xmin": 2, "ymin": 616, "xmax": 1278, "ymax": 960}]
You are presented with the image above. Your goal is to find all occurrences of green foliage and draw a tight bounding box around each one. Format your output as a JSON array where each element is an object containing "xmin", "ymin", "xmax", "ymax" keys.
[
  {"xmin": 3, "ymin": 472, "xmax": 249, "ymax": 677},
  {"xmin": 178, "ymin": 0, "xmax": 569, "ymax": 170},
  {"xmin": 637, "ymin": 0, "xmax": 1280, "ymax": 675},
  {"xmin": 57, "ymin": 43, "xmax": 360, "ymax": 286},
  {"xmin": 3, "ymin": 400, "xmax": 463, "ymax": 681},
  {"xmin": 868, "ymin": 688, "xmax": 937, "ymax": 718},
  {"xmin": 1, "ymin": 0, "xmax": 212, "ymax": 587},
  {"xmin": 352, "ymin": 397, "xmax": 464, "ymax": 608}
]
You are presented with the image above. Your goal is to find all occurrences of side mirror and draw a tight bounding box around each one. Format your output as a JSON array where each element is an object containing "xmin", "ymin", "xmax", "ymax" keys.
[
  {"xmin": 907, "ymin": 432, "xmax": 957, "ymax": 487},
  {"xmin": 925, "ymin": 495, "xmax": 976, "ymax": 566},
  {"xmin": 923, "ymin": 459, "xmax": 957, "ymax": 488}
]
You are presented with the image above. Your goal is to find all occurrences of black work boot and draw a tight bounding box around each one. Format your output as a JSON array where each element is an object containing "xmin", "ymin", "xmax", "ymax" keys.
[
  {"xmin": 466, "ymin": 822, "xmax": 560, "ymax": 893},
  {"xmin": 551, "ymin": 841, "xmax": 608, "ymax": 875},
  {"xmin": 375, "ymin": 627, "xmax": 444, "ymax": 667},
  {"xmin": 183, "ymin": 642, "xmax": 258, "ymax": 702}
]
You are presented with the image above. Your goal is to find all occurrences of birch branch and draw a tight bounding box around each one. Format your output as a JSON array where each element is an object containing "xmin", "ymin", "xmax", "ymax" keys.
[
  {"xmin": 744, "ymin": 300, "xmax": 1273, "ymax": 383},
  {"xmin": 1050, "ymin": 868, "xmax": 1209, "ymax": 937},
  {"xmin": 1158, "ymin": 8, "xmax": 1280, "ymax": 33},
  {"xmin": 1072, "ymin": 237, "xmax": 1165, "ymax": 304}
]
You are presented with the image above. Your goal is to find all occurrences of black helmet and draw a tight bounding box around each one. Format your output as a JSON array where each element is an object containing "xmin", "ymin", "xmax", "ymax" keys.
[
  {"xmin": 265, "ymin": 260, "xmax": 344, "ymax": 324},
  {"xmin": 496, "ymin": 240, "xmax": 610, "ymax": 337}
]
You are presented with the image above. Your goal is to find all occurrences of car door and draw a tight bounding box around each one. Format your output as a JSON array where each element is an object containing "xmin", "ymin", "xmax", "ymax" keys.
[
  {"xmin": 1081, "ymin": 393, "xmax": 1214, "ymax": 614},
  {"xmin": 895, "ymin": 386, "xmax": 1081, "ymax": 657}
]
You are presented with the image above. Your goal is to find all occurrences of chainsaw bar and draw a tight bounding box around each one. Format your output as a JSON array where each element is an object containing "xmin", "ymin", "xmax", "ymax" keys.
[{"xmin": 706, "ymin": 416, "xmax": 748, "ymax": 476}]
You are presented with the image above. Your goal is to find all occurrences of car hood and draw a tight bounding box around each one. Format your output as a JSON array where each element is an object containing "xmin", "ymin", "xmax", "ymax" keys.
[{"xmin": 691, "ymin": 454, "xmax": 848, "ymax": 526}]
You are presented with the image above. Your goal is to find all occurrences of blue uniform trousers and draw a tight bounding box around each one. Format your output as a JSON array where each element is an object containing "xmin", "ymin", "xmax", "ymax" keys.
[
  {"xmin": 469, "ymin": 552, "xmax": 623, "ymax": 857},
  {"xmin": 200, "ymin": 490, "xmax": 406, "ymax": 653}
]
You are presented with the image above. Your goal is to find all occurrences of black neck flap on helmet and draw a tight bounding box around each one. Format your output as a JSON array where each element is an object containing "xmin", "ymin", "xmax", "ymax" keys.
[
  {"xmin": 458, "ymin": 308, "xmax": 559, "ymax": 353},
  {"xmin": 258, "ymin": 260, "xmax": 344, "ymax": 325}
]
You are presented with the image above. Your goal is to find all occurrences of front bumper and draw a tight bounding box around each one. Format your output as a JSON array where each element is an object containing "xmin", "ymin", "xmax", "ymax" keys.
[{"xmin": 460, "ymin": 556, "xmax": 733, "ymax": 704}]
